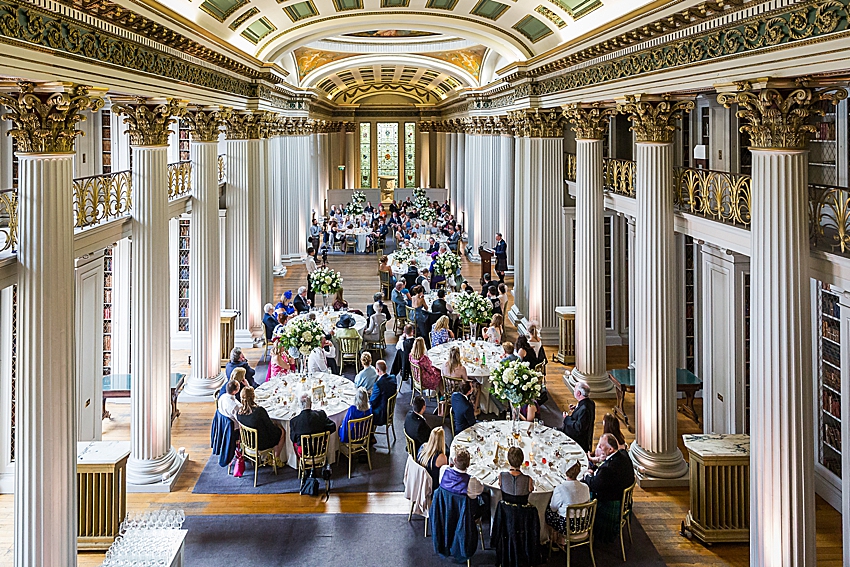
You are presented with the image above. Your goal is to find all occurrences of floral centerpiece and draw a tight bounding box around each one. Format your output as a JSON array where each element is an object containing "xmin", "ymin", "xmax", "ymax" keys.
[
  {"xmin": 277, "ymin": 318, "xmax": 323, "ymax": 359},
  {"xmin": 391, "ymin": 245, "xmax": 420, "ymax": 269},
  {"xmin": 433, "ymin": 250, "xmax": 461, "ymax": 277},
  {"xmin": 310, "ymin": 266, "xmax": 343, "ymax": 296},
  {"xmin": 490, "ymin": 359, "xmax": 544, "ymax": 433},
  {"xmin": 413, "ymin": 188, "xmax": 437, "ymax": 223},
  {"xmin": 349, "ymin": 190, "xmax": 366, "ymax": 216},
  {"xmin": 455, "ymin": 291, "xmax": 493, "ymax": 326}
]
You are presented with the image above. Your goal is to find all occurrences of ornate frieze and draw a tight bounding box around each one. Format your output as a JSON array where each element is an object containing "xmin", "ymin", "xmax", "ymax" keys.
[
  {"xmin": 0, "ymin": 82, "xmax": 104, "ymax": 154},
  {"xmin": 181, "ymin": 107, "xmax": 231, "ymax": 143},
  {"xmin": 508, "ymin": 108, "xmax": 567, "ymax": 138},
  {"xmin": 466, "ymin": 116, "xmax": 505, "ymax": 135},
  {"xmin": 616, "ymin": 95, "xmax": 694, "ymax": 143},
  {"xmin": 112, "ymin": 98, "xmax": 183, "ymax": 147},
  {"xmin": 563, "ymin": 103, "xmax": 618, "ymax": 140},
  {"xmin": 718, "ymin": 85, "xmax": 848, "ymax": 149}
]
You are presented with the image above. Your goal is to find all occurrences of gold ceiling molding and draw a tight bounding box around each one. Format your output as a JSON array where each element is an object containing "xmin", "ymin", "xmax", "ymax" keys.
[
  {"xmin": 335, "ymin": 83, "xmax": 440, "ymax": 104},
  {"xmin": 422, "ymin": 46, "xmax": 488, "ymax": 82},
  {"xmin": 616, "ymin": 95, "xmax": 694, "ymax": 143},
  {"xmin": 718, "ymin": 83, "xmax": 848, "ymax": 150},
  {"xmin": 294, "ymin": 47, "xmax": 358, "ymax": 81},
  {"xmin": 181, "ymin": 106, "xmax": 232, "ymax": 142},
  {"xmin": 508, "ymin": 108, "xmax": 567, "ymax": 138},
  {"xmin": 563, "ymin": 102, "xmax": 617, "ymax": 140},
  {"xmin": 0, "ymin": 82, "xmax": 105, "ymax": 154},
  {"xmin": 111, "ymin": 97, "xmax": 184, "ymax": 147}
]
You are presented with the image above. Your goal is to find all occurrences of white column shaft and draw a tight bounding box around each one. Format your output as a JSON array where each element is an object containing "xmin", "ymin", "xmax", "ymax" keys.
[
  {"xmin": 225, "ymin": 139, "xmax": 251, "ymax": 343},
  {"xmin": 127, "ymin": 146, "xmax": 180, "ymax": 484},
  {"xmin": 629, "ymin": 141, "xmax": 688, "ymax": 482},
  {"xmin": 627, "ymin": 217, "xmax": 636, "ymax": 368},
  {"xmin": 511, "ymin": 137, "xmax": 530, "ymax": 320},
  {"xmin": 420, "ymin": 131, "xmax": 431, "ymax": 188},
  {"xmin": 498, "ymin": 135, "xmax": 515, "ymax": 269},
  {"xmin": 344, "ymin": 131, "xmax": 356, "ymax": 190},
  {"xmin": 446, "ymin": 133, "xmax": 456, "ymax": 208},
  {"xmin": 750, "ymin": 149, "xmax": 814, "ymax": 567},
  {"xmin": 15, "ymin": 154, "xmax": 77, "ymax": 567},
  {"xmin": 185, "ymin": 141, "xmax": 223, "ymax": 396},
  {"xmin": 435, "ymin": 131, "xmax": 446, "ymax": 188},
  {"xmin": 456, "ymin": 133, "xmax": 466, "ymax": 222},
  {"xmin": 475, "ymin": 135, "xmax": 500, "ymax": 257}
]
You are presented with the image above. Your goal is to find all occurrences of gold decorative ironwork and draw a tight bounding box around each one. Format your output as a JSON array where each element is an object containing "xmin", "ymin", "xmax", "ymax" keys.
[
  {"xmin": 674, "ymin": 167, "xmax": 751, "ymax": 227},
  {"xmin": 73, "ymin": 170, "xmax": 132, "ymax": 229},
  {"xmin": 0, "ymin": 189, "xmax": 18, "ymax": 252},
  {"xmin": 507, "ymin": 108, "xmax": 567, "ymax": 138},
  {"xmin": 602, "ymin": 158, "xmax": 635, "ymax": 197},
  {"xmin": 0, "ymin": 82, "xmax": 104, "ymax": 154},
  {"xmin": 167, "ymin": 161, "xmax": 192, "ymax": 199},
  {"xmin": 563, "ymin": 102, "xmax": 618, "ymax": 140},
  {"xmin": 617, "ymin": 95, "xmax": 694, "ymax": 143},
  {"xmin": 566, "ymin": 153, "xmax": 577, "ymax": 182},
  {"xmin": 218, "ymin": 154, "xmax": 226, "ymax": 183},
  {"xmin": 718, "ymin": 86, "xmax": 848, "ymax": 149},
  {"xmin": 112, "ymin": 98, "xmax": 183, "ymax": 147},
  {"xmin": 182, "ymin": 107, "xmax": 231, "ymax": 143},
  {"xmin": 810, "ymin": 183, "xmax": 850, "ymax": 255}
]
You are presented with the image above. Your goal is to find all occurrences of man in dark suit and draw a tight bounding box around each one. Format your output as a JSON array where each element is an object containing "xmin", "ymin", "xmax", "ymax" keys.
[
  {"xmin": 447, "ymin": 226, "xmax": 460, "ymax": 252},
  {"xmin": 225, "ymin": 347, "xmax": 257, "ymax": 387},
  {"xmin": 366, "ymin": 292, "xmax": 392, "ymax": 320},
  {"xmin": 293, "ymin": 286, "xmax": 311, "ymax": 314},
  {"xmin": 403, "ymin": 264, "xmax": 419, "ymax": 291},
  {"xmin": 370, "ymin": 361, "xmax": 397, "ymax": 427},
  {"xmin": 290, "ymin": 394, "xmax": 336, "ymax": 452},
  {"xmin": 582, "ymin": 433, "xmax": 635, "ymax": 542},
  {"xmin": 426, "ymin": 237, "xmax": 439, "ymax": 255},
  {"xmin": 262, "ymin": 304, "xmax": 278, "ymax": 340},
  {"xmin": 561, "ymin": 381, "xmax": 595, "ymax": 452},
  {"xmin": 404, "ymin": 396, "xmax": 431, "ymax": 452},
  {"xmin": 451, "ymin": 381, "xmax": 476, "ymax": 435},
  {"xmin": 494, "ymin": 232, "xmax": 508, "ymax": 283},
  {"xmin": 391, "ymin": 324, "xmax": 416, "ymax": 381},
  {"xmin": 431, "ymin": 289, "xmax": 451, "ymax": 316}
]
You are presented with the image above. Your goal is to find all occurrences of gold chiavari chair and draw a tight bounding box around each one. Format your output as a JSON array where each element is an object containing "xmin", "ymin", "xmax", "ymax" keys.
[
  {"xmin": 339, "ymin": 414, "xmax": 374, "ymax": 478},
  {"xmin": 239, "ymin": 425, "xmax": 278, "ymax": 488}
]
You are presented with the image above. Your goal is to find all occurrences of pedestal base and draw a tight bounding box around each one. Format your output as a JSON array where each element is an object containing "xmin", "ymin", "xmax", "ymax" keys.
[
  {"xmin": 126, "ymin": 447, "xmax": 185, "ymax": 490},
  {"xmin": 126, "ymin": 453, "xmax": 189, "ymax": 493},
  {"xmin": 566, "ymin": 368, "xmax": 617, "ymax": 398},
  {"xmin": 629, "ymin": 442, "xmax": 689, "ymax": 488},
  {"xmin": 181, "ymin": 371, "xmax": 225, "ymax": 399},
  {"xmin": 234, "ymin": 328, "xmax": 254, "ymax": 349}
]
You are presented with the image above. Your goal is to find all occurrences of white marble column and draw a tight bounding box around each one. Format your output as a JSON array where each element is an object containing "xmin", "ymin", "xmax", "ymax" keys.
[
  {"xmin": 344, "ymin": 122, "xmax": 357, "ymax": 190},
  {"xmin": 474, "ymin": 133, "xmax": 500, "ymax": 259},
  {"xmin": 112, "ymin": 98, "xmax": 185, "ymax": 489},
  {"xmin": 455, "ymin": 131, "xmax": 466, "ymax": 224},
  {"xmin": 464, "ymin": 133, "xmax": 482, "ymax": 258},
  {"xmin": 497, "ymin": 130, "xmax": 515, "ymax": 271},
  {"xmin": 446, "ymin": 130, "xmax": 456, "ymax": 208},
  {"xmin": 224, "ymin": 134, "xmax": 252, "ymax": 347},
  {"xmin": 182, "ymin": 108, "xmax": 225, "ymax": 397},
  {"xmin": 627, "ymin": 217, "xmax": 636, "ymax": 368},
  {"xmin": 569, "ymin": 137, "xmax": 614, "ymax": 396},
  {"xmin": 510, "ymin": 134, "xmax": 530, "ymax": 324},
  {"xmin": 419, "ymin": 127, "xmax": 431, "ymax": 188},
  {"xmin": 435, "ymin": 129, "xmax": 446, "ymax": 188},
  {"xmin": 251, "ymin": 135, "xmax": 268, "ymax": 336}
]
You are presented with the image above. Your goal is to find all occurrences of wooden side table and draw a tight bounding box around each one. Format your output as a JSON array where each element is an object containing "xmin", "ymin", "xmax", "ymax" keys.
[
  {"xmin": 102, "ymin": 373, "xmax": 186, "ymax": 422},
  {"xmin": 77, "ymin": 441, "xmax": 130, "ymax": 550},
  {"xmin": 220, "ymin": 309, "xmax": 239, "ymax": 365},
  {"xmin": 682, "ymin": 434, "xmax": 750, "ymax": 543},
  {"xmin": 608, "ymin": 368, "xmax": 703, "ymax": 432},
  {"xmin": 555, "ymin": 306, "xmax": 576, "ymax": 364}
]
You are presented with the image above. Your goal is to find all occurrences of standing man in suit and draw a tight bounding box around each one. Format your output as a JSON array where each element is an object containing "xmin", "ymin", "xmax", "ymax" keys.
[
  {"xmin": 582, "ymin": 433, "xmax": 635, "ymax": 542},
  {"xmin": 561, "ymin": 381, "xmax": 595, "ymax": 452},
  {"xmin": 370, "ymin": 361, "xmax": 397, "ymax": 428},
  {"xmin": 305, "ymin": 247, "xmax": 318, "ymax": 304},
  {"xmin": 404, "ymin": 396, "xmax": 431, "ymax": 452},
  {"xmin": 494, "ymin": 232, "xmax": 508, "ymax": 283},
  {"xmin": 290, "ymin": 394, "xmax": 337, "ymax": 454},
  {"xmin": 451, "ymin": 381, "xmax": 476, "ymax": 435},
  {"xmin": 293, "ymin": 286, "xmax": 311, "ymax": 314}
]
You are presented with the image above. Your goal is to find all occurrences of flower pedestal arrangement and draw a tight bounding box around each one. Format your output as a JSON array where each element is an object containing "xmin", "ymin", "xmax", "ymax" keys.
[
  {"xmin": 278, "ymin": 318, "xmax": 324, "ymax": 372},
  {"xmin": 455, "ymin": 292, "xmax": 493, "ymax": 337},
  {"xmin": 490, "ymin": 359, "xmax": 544, "ymax": 436},
  {"xmin": 310, "ymin": 267, "xmax": 343, "ymax": 299}
]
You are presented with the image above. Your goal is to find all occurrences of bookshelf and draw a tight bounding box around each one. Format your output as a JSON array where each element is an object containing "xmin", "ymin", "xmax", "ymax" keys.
[
  {"xmin": 178, "ymin": 219, "xmax": 190, "ymax": 332},
  {"xmin": 603, "ymin": 216, "xmax": 612, "ymax": 328},
  {"xmin": 810, "ymin": 102, "xmax": 838, "ymax": 185},
  {"xmin": 819, "ymin": 283, "xmax": 842, "ymax": 480},
  {"xmin": 101, "ymin": 109, "xmax": 112, "ymax": 174},
  {"xmin": 178, "ymin": 119, "xmax": 190, "ymax": 162},
  {"xmin": 743, "ymin": 272, "xmax": 750, "ymax": 434},
  {"xmin": 684, "ymin": 235, "xmax": 697, "ymax": 374},
  {"xmin": 102, "ymin": 247, "xmax": 113, "ymax": 376}
]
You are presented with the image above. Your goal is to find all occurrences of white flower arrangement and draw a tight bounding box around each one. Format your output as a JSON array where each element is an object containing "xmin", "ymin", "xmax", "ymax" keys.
[
  {"xmin": 310, "ymin": 266, "xmax": 343, "ymax": 295},
  {"xmin": 413, "ymin": 188, "xmax": 436, "ymax": 223},
  {"xmin": 490, "ymin": 359, "xmax": 543, "ymax": 407},
  {"xmin": 349, "ymin": 191, "xmax": 366, "ymax": 216},
  {"xmin": 454, "ymin": 291, "xmax": 493, "ymax": 325},
  {"xmin": 391, "ymin": 246, "xmax": 420, "ymax": 268},
  {"xmin": 278, "ymin": 318, "xmax": 324, "ymax": 356},
  {"xmin": 433, "ymin": 250, "xmax": 461, "ymax": 277}
]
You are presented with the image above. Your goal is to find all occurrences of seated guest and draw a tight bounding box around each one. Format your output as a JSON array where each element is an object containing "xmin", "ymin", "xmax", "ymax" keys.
[
  {"xmin": 500, "ymin": 342, "xmax": 519, "ymax": 363},
  {"xmin": 307, "ymin": 334, "xmax": 338, "ymax": 375},
  {"xmin": 290, "ymin": 393, "xmax": 337, "ymax": 455},
  {"xmin": 412, "ymin": 300, "xmax": 433, "ymax": 344},
  {"xmin": 391, "ymin": 281, "xmax": 408, "ymax": 318},
  {"xmin": 447, "ymin": 226, "xmax": 460, "ymax": 252},
  {"xmin": 487, "ymin": 286, "xmax": 502, "ymax": 316},
  {"xmin": 392, "ymin": 323, "xmax": 416, "ymax": 380},
  {"xmin": 480, "ymin": 273, "xmax": 493, "ymax": 297},
  {"xmin": 225, "ymin": 347, "xmax": 256, "ymax": 387},
  {"xmin": 460, "ymin": 280, "xmax": 475, "ymax": 294},
  {"xmin": 582, "ymin": 433, "xmax": 635, "ymax": 542},
  {"xmin": 516, "ymin": 335, "xmax": 544, "ymax": 370},
  {"xmin": 416, "ymin": 268, "xmax": 431, "ymax": 293},
  {"xmin": 497, "ymin": 283, "xmax": 509, "ymax": 315},
  {"xmin": 293, "ymin": 286, "xmax": 311, "ymax": 314},
  {"xmin": 405, "ymin": 395, "xmax": 431, "ymax": 452},
  {"xmin": 431, "ymin": 288, "xmax": 452, "ymax": 316},
  {"xmin": 219, "ymin": 366, "xmax": 251, "ymax": 399},
  {"xmin": 268, "ymin": 344, "xmax": 294, "ymax": 381},
  {"xmin": 426, "ymin": 237, "xmax": 439, "ymax": 255},
  {"xmin": 340, "ymin": 387, "xmax": 372, "ymax": 443},
  {"xmin": 430, "ymin": 316, "xmax": 454, "ymax": 346},
  {"xmin": 410, "ymin": 285, "xmax": 427, "ymax": 309},
  {"xmin": 438, "ymin": 448, "xmax": 484, "ymax": 519},
  {"xmin": 403, "ymin": 263, "xmax": 419, "ymax": 291},
  {"xmin": 451, "ymin": 381, "xmax": 476, "ymax": 435},
  {"xmin": 335, "ymin": 313, "xmax": 361, "ymax": 341},
  {"xmin": 418, "ymin": 427, "xmax": 448, "ymax": 489},
  {"xmin": 363, "ymin": 308, "xmax": 387, "ymax": 343},
  {"xmin": 236, "ymin": 386, "xmax": 285, "ymax": 462},
  {"xmin": 410, "ymin": 337, "xmax": 443, "ymax": 394},
  {"xmin": 262, "ymin": 303, "xmax": 278, "ymax": 341},
  {"xmin": 378, "ymin": 255, "xmax": 396, "ymax": 287},
  {"xmin": 484, "ymin": 314, "xmax": 503, "ymax": 345},
  {"xmin": 560, "ymin": 381, "xmax": 595, "ymax": 452},
  {"xmin": 332, "ymin": 288, "xmax": 349, "ymax": 311},
  {"xmin": 589, "ymin": 414, "xmax": 628, "ymax": 463},
  {"xmin": 354, "ymin": 352, "xmax": 378, "ymax": 391},
  {"xmin": 276, "ymin": 290, "xmax": 296, "ymax": 317},
  {"xmin": 499, "ymin": 447, "xmax": 534, "ymax": 505},
  {"xmin": 442, "ymin": 345, "xmax": 479, "ymax": 414},
  {"xmin": 526, "ymin": 323, "xmax": 546, "ymax": 365},
  {"xmin": 546, "ymin": 462, "xmax": 591, "ymax": 547},
  {"xmin": 217, "ymin": 379, "xmax": 241, "ymax": 426},
  {"xmin": 367, "ymin": 292, "xmax": 392, "ymax": 320},
  {"xmin": 516, "ymin": 400, "xmax": 538, "ymax": 422},
  {"xmin": 370, "ymin": 360, "xmax": 397, "ymax": 427}
]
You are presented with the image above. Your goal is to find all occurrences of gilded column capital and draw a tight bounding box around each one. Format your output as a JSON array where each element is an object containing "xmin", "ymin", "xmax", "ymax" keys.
[
  {"xmin": 0, "ymin": 82, "xmax": 105, "ymax": 154},
  {"xmin": 418, "ymin": 121, "xmax": 437, "ymax": 133},
  {"xmin": 467, "ymin": 116, "xmax": 503, "ymax": 135},
  {"xmin": 616, "ymin": 95, "xmax": 694, "ymax": 143},
  {"xmin": 494, "ymin": 117, "xmax": 513, "ymax": 136},
  {"xmin": 182, "ymin": 106, "xmax": 230, "ymax": 143},
  {"xmin": 718, "ymin": 86, "xmax": 848, "ymax": 150},
  {"xmin": 507, "ymin": 108, "xmax": 567, "ymax": 138},
  {"xmin": 563, "ymin": 103, "xmax": 618, "ymax": 140},
  {"xmin": 314, "ymin": 120, "xmax": 343, "ymax": 134},
  {"xmin": 343, "ymin": 121, "xmax": 357, "ymax": 134},
  {"xmin": 280, "ymin": 117, "xmax": 314, "ymax": 136},
  {"xmin": 112, "ymin": 97, "xmax": 184, "ymax": 147},
  {"xmin": 249, "ymin": 111, "xmax": 274, "ymax": 139}
]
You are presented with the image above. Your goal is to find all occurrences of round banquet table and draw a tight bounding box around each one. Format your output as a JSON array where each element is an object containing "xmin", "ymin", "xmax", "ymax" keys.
[
  {"xmin": 450, "ymin": 420, "xmax": 590, "ymax": 543},
  {"xmin": 254, "ymin": 372, "xmax": 356, "ymax": 469},
  {"xmin": 341, "ymin": 228, "xmax": 371, "ymax": 253},
  {"xmin": 388, "ymin": 250, "xmax": 433, "ymax": 276},
  {"xmin": 426, "ymin": 340, "xmax": 505, "ymax": 414},
  {"xmin": 410, "ymin": 234, "xmax": 448, "ymax": 249},
  {"xmin": 423, "ymin": 291, "xmax": 463, "ymax": 310},
  {"xmin": 287, "ymin": 310, "xmax": 367, "ymax": 367}
]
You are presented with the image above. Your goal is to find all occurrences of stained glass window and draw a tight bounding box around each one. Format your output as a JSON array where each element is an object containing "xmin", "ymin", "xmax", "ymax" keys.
[
  {"xmin": 360, "ymin": 122, "xmax": 371, "ymax": 188},
  {"xmin": 377, "ymin": 122, "xmax": 399, "ymax": 181},
  {"xmin": 404, "ymin": 122, "xmax": 416, "ymax": 188}
]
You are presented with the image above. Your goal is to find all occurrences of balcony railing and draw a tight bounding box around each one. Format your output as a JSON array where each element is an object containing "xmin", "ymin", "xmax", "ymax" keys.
[
  {"xmin": 0, "ymin": 189, "xmax": 17, "ymax": 253},
  {"xmin": 603, "ymin": 158, "xmax": 635, "ymax": 197},
  {"xmin": 167, "ymin": 161, "xmax": 192, "ymax": 199},
  {"xmin": 218, "ymin": 154, "xmax": 226, "ymax": 183},
  {"xmin": 674, "ymin": 167, "xmax": 752, "ymax": 228},
  {"xmin": 565, "ymin": 153, "xmax": 577, "ymax": 183},
  {"xmin": 811, "ymin": 184, "xmax": 850, "ymax": 256},
  {"xmin": 73, "ymin": 170, "xmax": 132, "ymax": 230}
]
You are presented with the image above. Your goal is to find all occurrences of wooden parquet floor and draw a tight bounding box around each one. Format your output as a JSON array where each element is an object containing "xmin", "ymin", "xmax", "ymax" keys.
[{"xmin": 0, "ymin": 250, "xmax": 841, "ymax": 566}]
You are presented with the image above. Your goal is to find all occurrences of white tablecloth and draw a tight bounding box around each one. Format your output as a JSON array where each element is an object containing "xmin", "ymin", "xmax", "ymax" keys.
[
  {"xmin": 450, "ymin": 420, "xmax": 589, "ymax": 542},
  {"xmin": 342, "ymin": 228, "xmax": 371, "ymax": 253},
  {"xmin": 255, "ymin": 372, "xmax": 356, "ymax": 469},
  {"xmin": 388, "ymin": 250, "xmax": 433, "ymax": 276},
  {"xmin": 288, "ymin": 310, "xmax": 367, "ymax": 335},
  {"xmin": 427, "ymin": 340, "xmax": 505, "ymax": 413}
]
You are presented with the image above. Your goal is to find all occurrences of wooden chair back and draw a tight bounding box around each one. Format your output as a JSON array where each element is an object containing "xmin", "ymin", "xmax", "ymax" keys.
[
  {"xmin": 411, "ymin": 361, "xmax": 423, "ymax": 393},
  {"xmin": 435, "ymin": 280, "xmax": 447, "ymax": 290},
  {"xmin": 239, "ymin": 424, "xmax": 260, "ymax": 458},
  {"xmin": 405, "ymin": 305, "xmax": 415, "ymax": 324},
  {"xmin": 386, "ymin": 391, "xmax": 397, "ymax": 421},
  {"xmin": 339, "ymin": 337, "xmax": 362, "ymax": 356},
  {"xmin": 442, "ymin": 374, "xmax": 466, "ymax": 398}
]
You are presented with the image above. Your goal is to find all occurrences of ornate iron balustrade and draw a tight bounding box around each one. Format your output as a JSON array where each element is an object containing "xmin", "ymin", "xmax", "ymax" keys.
[
  {"xmin": 811, "ymin": 184, "xmax": 850, "ymax": 256},
  {"xmin": 168, "ymin": 161, "xmax": 192, "ymax": 199},
  {"xmin": 0, "ymin": 189, "xmax": 18, "ymax": 252},
  {"xmin": 603, "ymin": 158, "xmax": 635, "ymax": 197},
  {"xmin": 73, "ymin": 170, "xmax": 132, "ymax": 230},
  {"xmin": 674, "ymin": 167, "xmax": 752, "ymax": 228},
  {"xmin": 218, "ymin": 154, "xmax": 225, "ymax": 183},
  {"xmin": 565, "ymin": 153, "xmax": 577, "ymax": 183}
]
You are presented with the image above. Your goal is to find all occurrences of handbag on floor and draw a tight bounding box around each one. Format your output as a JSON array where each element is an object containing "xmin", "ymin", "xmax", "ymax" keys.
[
  {"xmin": 232, "ymin": 444, "xmax": 245, "ymax": 478},
  {"xmin": 300, "ymin": 471, "xmax": 320, "ymax": 496}
]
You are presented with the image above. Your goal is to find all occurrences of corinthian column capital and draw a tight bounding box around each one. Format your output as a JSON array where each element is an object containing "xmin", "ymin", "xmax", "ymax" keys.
[
  {"xmin": 616, "ymin": 95, "xmax": 694, "ymax": 143},
  {"xmin": 507, "ymin": 108, "xmax": 567, "ymax": 138},
  {"xmin": 563, "ymin": 102, "xmax": 618, "ymax": 140},
  {"xmin": 112, "ymin": 97, "xmax": 184, "ymax": 147},
  {"xmin": 182, "ymin": 106, "xmax": 231, "ymax": 142}
]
